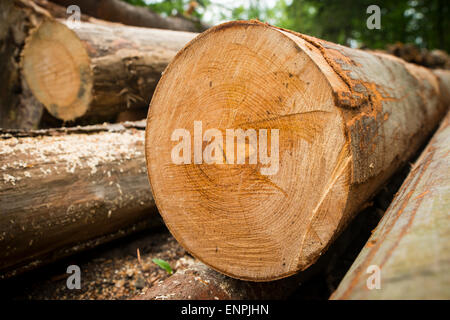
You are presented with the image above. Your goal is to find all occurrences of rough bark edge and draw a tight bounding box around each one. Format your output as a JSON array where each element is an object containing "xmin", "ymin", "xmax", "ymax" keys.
[
  {"xmin": 49, "ymin": 0, "xmax": 209, "ymax": 32},
  {"xmin": 331, "ymin": 111, "xmax": 450, "ymax": 300},
  {"xmin": 0, "ymin": 0, "xmax": 50, "ymax": 129},
  {"xmin": 0, "ymin": 119, "xmax": 146, "ymax": 139}
]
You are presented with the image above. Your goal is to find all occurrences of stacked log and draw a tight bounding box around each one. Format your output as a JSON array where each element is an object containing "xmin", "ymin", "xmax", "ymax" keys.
[
  {"xmin": 0, "ymin": 0, "xmax": 197, "ymax": 129},
  {"xmin": 145, "ymin": 20, "xmax": 450, "ymax": 281},
  {"xmin": 0, "ymin": 121, "xmax": 160, "ymax": 278},
  {"xmin": 386, "ymin": 42, "xmax": 450, "ymax": 70},
  {"xmin": 134, "ymin": 199, "xmax": 387, "ymax": 300},
  {"xmin": 21, "ymin": 19, "xmax": 196, "ymax": 124},
  {"xmin": 331, "ymin": 111, "xmax": 450, "ymax": 300},
  {"xmin": 0, "ymin": 0, "xmax": 197, "ymax": 279}
]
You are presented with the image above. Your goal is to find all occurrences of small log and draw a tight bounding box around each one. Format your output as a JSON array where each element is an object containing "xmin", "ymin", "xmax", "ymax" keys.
[
  {"xmin": 387, "ymin": 42, "xmax": 450, "ymax": 69},
  {"xmin": 49, "ymin": 0, "xmax": 207, "ymax": 32},
  {"xmin": 0, "ymin": 0, "xmax": 48, "ymax": 129},
  {"xmin": 145, "ymin": 20, "xmax": 450, "ymax": 281},
  {"xmin": 331, "ymin": 111, "xmax": 450, "ymax": 300},
  {"xmin": 0, "ymin": 121, "xmax": 159, "ymax": 278},
  {"xmin": 21, "ymin": 18, "xmax": 196, "ymax": 123}
]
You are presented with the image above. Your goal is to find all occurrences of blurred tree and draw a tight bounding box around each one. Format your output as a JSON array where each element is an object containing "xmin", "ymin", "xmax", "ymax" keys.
[
  {"xmin": 122, "ymin": 0, "xmax": 211, "ymax": 20},
  {"xmin": 120, "ymin": 0, "xmax": 449, "ymax": 51},
  {"xmin": 281, "ymin": 0, "xmax": 449, "ymax": 51}
]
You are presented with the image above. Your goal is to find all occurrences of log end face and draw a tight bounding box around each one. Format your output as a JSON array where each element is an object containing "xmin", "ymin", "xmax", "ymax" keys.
[
  {"xmin": 145, "ymin": 21, "xmax": 352, "ymax": 281},
  {"xmin": 22, "ymin": 20, "xmax": 92, "ymax": 121}
]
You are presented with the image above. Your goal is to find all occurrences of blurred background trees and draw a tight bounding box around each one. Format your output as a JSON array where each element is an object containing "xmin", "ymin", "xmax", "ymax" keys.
[{"xmin": 121, "ymin": 0, "xmax": 449, "ymax": 52}]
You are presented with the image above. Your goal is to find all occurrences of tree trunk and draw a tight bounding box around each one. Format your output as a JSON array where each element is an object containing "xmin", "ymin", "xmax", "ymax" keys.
[
  {"xmin": 21, "ymin": 18, "xmax": 196, "ymax": 124},
  {"xmin": 49, "ymin": 0, "xmax": 208, "ymax": 32},
  {"xmin": 331, "ymin": 111, "xmax": 450, "ymax": 300},
  {"xmin": 145, "ymin": 21, "xmax": 450, "ymax": 281},
  {"xmin": 0, "ymin": 121, "xmax": 159, "ymax": 278},
  {"xmin": 0, "ymin": 0, "xmax": 48, "ymax": 129}
]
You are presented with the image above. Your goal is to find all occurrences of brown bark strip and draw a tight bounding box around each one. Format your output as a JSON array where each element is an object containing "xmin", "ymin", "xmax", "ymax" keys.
[
  {"xmin": 49, "ymin": 0, "xmax": 208, "ymax": 32},
  {"xmin": 331, "ymin": 111, "xmax": 450, "ymax": 300},
  {"xmin": 32, "ymin": 0, "xmax": 93, "ymax": 22},
  {"xmin": 1, "ymin": 119, "xmax": 146, "ymax": 138},
  {"xmin": 0, "ymin": 121, "xmax": 158, "ymax": 278}
]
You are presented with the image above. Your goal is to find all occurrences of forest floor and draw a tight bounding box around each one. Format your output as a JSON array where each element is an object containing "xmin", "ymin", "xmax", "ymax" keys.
[{"xmin": 1, "ymin": 228, "xmax": 189, "ymax": 299}]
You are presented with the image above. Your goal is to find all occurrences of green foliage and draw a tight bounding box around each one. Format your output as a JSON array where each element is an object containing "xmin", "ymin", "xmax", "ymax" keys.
[
  {"xmin": 152, "ymin": 258, "xmax": 173, "ymax": 274},
  {"xmin": 280, "ymin": 0, "xmax": 449, "ymax": 51},
  {"xmin": 122, "ymin": 0, "xmax": 210, "ymax": 20},
  {"xmin": 120, "ymin": 0, "xmax": 449, "ymax": 51}
]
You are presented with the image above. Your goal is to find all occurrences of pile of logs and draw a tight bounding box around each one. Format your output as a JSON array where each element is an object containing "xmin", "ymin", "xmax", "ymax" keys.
[
  {"xmin": 46, "ymin": 0, "xmax": 208, "ymax": 32},
  {"xmin": 0, "ymin": 0, "xmax": 449, "ymax": 300},
  {"xmin": 0, "ymin": 0, "xmax": 192, "ymax": 277}
]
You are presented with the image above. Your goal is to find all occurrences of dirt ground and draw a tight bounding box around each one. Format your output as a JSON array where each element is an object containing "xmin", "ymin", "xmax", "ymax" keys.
[{"xmin": 1, "ymin": 227, "xmax": 191, "ymax": 300}]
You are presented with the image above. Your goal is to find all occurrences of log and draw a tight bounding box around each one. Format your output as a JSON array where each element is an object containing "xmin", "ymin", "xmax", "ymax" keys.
[
  {"xmin": 0, "ymin": 0, "xmax": 48, "ymax": 129},
  {"xmin": 145, "ymin": 20, "xmax": 450, "ymax": 281},
  {"xmin": 21, "ymin": 18, "xmax": 197, "ymax": 123},
  {"xmin": 386, "ymin": 42, "xmax": 450, "ymax": 70},
  {"xmin": 49, "ymin": 0, "xmax": 207, "ymax": 32},
  {"xmin": 0, "ymin": 121, "xmax": 159, "ymax": 278},
  {"xmin": 331, "ymin": 111, "xmax": 450, "ymax": 300}
]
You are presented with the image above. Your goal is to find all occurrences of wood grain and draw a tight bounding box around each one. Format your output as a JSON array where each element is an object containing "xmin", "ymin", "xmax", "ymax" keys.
[
  {"xmin": 21, "ymin": 18, "xmax": 196, "ymax": 122},
  {"xmin": 0, "ymin": 0, "xmax": 48, "ymax": 129}
]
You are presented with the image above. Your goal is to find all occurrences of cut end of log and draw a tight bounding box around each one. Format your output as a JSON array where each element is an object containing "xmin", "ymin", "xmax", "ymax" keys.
[
  {"xmin": 22, "ymin": 20, "xmax": 93, "ymax": 121},
  {"xmin": 146, "ymin": 21, "xmax": 351, "ymax": 281}
]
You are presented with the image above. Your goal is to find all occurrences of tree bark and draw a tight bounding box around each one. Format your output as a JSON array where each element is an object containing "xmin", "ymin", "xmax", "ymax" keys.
[
  {"xmin": 0, "ymin": 0, "xmax": 48, "ymax": 129},
  {"xmin": 331, "ymin": 111, "xmax": 450, "ymax": 300},
  {"xmin": 32, "ymin": 0, "xmax": 92, "ymax": 22},
  {"xmin": 49, "ymin": 0, "xmax": 208, "ymax": 32},
  {"xmin": 145, "ymin": 20, "xmax": 450, "ymax": 281},
  {"xmin": 21, "ymin": 18, "xmax": 196, "ymax": 123},
  {"xmin": 0, "ymin": 121, "xmax": 159, "ymax": 278},
  {"xmin": 134, "ymin": 259, "xmax": 310, "ymax": 300}
]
